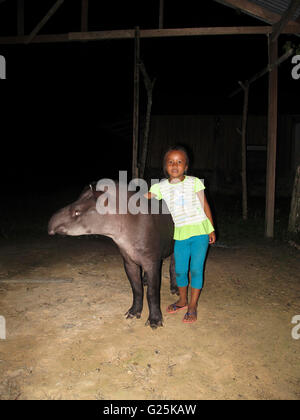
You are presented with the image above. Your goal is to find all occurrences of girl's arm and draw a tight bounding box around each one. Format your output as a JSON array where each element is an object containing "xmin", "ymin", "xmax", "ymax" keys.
[
  {"xmin": 144, "ymin": 192, "xmax": 157, "ymax": 199},
  {"xmin": 203, "ymin": 194, "xmax": 214, "ymax": 228},
  {"xmin": 197, "ymin": 191, "xmax": 216, "ymax": 244}
]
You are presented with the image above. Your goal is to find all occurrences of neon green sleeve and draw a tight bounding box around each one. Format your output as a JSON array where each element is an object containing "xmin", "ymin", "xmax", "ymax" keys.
[
  {"xmin": 194, "ymin": 177, "xmax": 205, "ymax": 193},
  {"xmin": 149, "ymin": 183, "xmax": 162, "ymax": 200}
]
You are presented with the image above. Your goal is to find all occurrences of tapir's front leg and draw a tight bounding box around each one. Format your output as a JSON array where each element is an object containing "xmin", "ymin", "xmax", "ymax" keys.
[
  {"xmin": 169, "ymin": 253, "xmax": 178, "ymax": 295},
  {"xmin": 144, "ymin": 262, "xmax": 163, "ymax": 328},
  {"xmin": 123, "ymin": 258, "xmax": 144, "ymax": 319}
]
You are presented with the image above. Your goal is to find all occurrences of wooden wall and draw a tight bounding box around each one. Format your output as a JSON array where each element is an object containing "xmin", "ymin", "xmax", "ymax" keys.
[{"xmin": 144, "ymin": 114, "xmax": 296, "ymax": 196}]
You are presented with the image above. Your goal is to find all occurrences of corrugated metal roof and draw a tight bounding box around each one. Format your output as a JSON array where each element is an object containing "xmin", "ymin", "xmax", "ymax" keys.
[{"xmin": 250, "ymin": 0, "xmax": 300, "ymax": 20}]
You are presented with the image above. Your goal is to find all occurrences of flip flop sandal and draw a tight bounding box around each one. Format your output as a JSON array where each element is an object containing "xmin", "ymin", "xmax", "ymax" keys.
[
  {"xmin": 182, "ymin": 311, "xmax": 197, "ymax": 323},
  {"xmin": 166, "ymin": 303, "xmax": 188, "ymax": 314}
]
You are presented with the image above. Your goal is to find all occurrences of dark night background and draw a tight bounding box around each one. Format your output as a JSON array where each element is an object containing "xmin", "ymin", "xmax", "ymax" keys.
[{"xmin": 0, "ymin": 0, "xmax": 299, "ymax": 222}]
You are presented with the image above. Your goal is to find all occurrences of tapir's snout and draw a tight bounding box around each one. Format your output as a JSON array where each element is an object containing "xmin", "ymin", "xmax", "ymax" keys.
[
  {"xmin": 48, "ymin": 224, "xmax": 68, "ymax": 236},
  {"xmin": 48, "ymin": 210, "xmax": 69, "ymax": 236}
]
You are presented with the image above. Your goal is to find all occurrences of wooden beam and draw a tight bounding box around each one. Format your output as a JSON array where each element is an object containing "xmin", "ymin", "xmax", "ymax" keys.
[
  {"xmin": 25, "ymin": 0, "xmax": 64, "ymax": 44},
  {"xmin": 0, "ymin": 33, "xmax": 69, "ymax": 44},
  {"xmin": 0, "ymin": 25, "xmax": 300, "ymax": 45},
  {"xmin": 271, "ymin": 0, "xmax": 300, "ymax": 41},
  {"xmin": 67, "ymin": 25, "xmax": 300, "ymax": 41},
  {"xmin": 132, "ymin": 27, "xmax": 140, "ymax": 180},
  {"xmin": 81, "ymin": 0, "xmax": 89, "ymax": 32},
  {"xmin": 265, "ymin": 37, "xmax": 278, "ymax": 238},
  {"xmin": 17, "ymin": 0, "xmax": 24, "ymax": 36}
]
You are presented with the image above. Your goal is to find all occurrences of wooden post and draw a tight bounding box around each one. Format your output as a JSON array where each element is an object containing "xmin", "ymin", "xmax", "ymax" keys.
[
  {"xmin": 265, "ymin": 36, "xmax": 278, "ymax": 238},
  {"xmin": 81, "ymin": 0, "xmax": 89, "ymax": 32},
  {"xmin": 159, "ymin": 0, "xmax": 164, "ymax": 29},
  {"xmin": 17, "ymin": 0, "xmax": 24, "ymax": 36},
  {"xmin": 132, "ymin": 27, "xmax": 140, "ymax": 180},
  {"xmin": 239, "ymin": 81, "xmax": 249, "ymax": 220},
  {"xmin": 288, "ymin": 166, "xmax": 300, "ymax": 233},
  {"xmin": 139, "ymin": 61, "xmax": 156, "ymax": 179}
]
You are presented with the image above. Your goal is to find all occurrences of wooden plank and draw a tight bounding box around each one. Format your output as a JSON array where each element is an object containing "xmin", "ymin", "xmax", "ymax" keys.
[
  {"xmin": 265, "ymin": 37, "xmax": 278, "ymax": 238},
  {"xmin": 81, "ymin": 0, "xmax": 89, "ymax": 33},
  {"xmin": 132, "ymin": 27, "xmax": 140, "ymax": 180},
  {"xmin": 0, "ymin": 25, "xmax": 300, "ymax": 45},
  {"xmin": 25, "ymin": 0, "xmax": 65, "ymax": 44},
  {"xmin": 271, "ymin": 0, "xmax": 300, "ymax": 41},
  {"xmin": 17, "ymin": 0, "xmax": 24, "ymax": 36}
]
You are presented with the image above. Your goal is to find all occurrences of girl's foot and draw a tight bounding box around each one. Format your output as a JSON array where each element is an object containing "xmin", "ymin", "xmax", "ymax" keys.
[
  {"xmin": 166, "ymin": 301, "xmax": 188, "ymax": 313},
  {"xmin": 183, "ymin": 308, "xmax": 197, "ymax": 323}
]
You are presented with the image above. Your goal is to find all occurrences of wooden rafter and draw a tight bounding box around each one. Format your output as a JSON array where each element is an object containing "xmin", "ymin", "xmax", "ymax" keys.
[
  {"xmin": 25, "ymin": 0, "xmax": 64, "ymax": 44},
  {"xmin": 0, "ymin": 24, "xmax": 300, "ymax": 45},
  {"xmin": 271, "ymin": 0, "xmax": 300, "ymax": 41}
]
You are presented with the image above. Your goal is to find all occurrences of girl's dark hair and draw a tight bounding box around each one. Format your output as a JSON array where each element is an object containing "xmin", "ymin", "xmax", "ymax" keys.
[{"xmin": 163, "ymin": 145, "xmax": 190, "ymax": 177}]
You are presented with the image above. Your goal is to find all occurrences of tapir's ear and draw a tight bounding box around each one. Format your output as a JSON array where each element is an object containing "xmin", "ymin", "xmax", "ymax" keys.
[{"xmin": 90, "ymin": 184, "xmax": 107, "ymax": 200}]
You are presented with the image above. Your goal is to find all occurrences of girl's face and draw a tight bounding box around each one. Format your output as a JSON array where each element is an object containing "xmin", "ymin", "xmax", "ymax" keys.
[{"xmin": 165, "ymin": 150, "xmax": 188, "ymax": 181}]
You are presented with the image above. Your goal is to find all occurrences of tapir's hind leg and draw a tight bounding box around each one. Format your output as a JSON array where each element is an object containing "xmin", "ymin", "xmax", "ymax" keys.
[
  {"xmin": 123, "ymin": 259, "xmax": 144, "ymax": 319},
  {"xmin": 169, "ymin": 253, "xmax": 179, "ymax": 295}
]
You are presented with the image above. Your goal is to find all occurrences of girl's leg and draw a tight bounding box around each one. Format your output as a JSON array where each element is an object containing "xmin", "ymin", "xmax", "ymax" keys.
[
  {"xmin": 189, "ymin": 234, "xmax": 209, "ymax": 289},
  {"xmin": 184, "ymin": 235, "xmax": 209, "ymax": 322},
  {"xmin": 167, "ymin": 238, "xmax": 190, "ymax": 310}
]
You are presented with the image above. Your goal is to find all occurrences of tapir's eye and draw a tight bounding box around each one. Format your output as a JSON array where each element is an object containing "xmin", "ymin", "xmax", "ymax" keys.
[{"xmin": 74, "ymin": 210, "xmax": 81, "ymax": 217}]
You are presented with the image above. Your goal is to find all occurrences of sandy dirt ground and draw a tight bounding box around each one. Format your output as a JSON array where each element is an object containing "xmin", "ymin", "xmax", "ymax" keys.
[{"xmin": 0, "ymin": 234, "xmax": 299, "ymax": 400}]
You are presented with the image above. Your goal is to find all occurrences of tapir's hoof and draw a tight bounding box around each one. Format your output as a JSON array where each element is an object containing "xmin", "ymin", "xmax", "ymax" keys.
[
  {"xmin": 125, "ymin": 309, "xmax": 141, "ymax": 319},
  {"xmin": 145, "ymin": 318, "xmax": 163, "ymax": 329}
]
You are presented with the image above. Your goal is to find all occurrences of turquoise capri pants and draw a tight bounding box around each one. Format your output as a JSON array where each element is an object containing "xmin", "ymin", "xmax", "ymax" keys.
[{"xmin": 174, "ymin": 234, "xmax": 209, "ymax": 290}]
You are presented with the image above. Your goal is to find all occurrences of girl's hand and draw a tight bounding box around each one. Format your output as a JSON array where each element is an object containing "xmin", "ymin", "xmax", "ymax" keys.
[
  {"xmin": 144, "ymin": 192, "xmax": 156, "ymax": 199},
  {"xmin": 209, "ymin": 231, "xmax": 216, "ymax": 244}
]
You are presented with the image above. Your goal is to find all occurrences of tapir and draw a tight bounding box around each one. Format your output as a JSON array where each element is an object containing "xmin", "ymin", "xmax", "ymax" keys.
[{"xmin": 48, "ymin": 182, "xmax": 176, "ymax": 328}]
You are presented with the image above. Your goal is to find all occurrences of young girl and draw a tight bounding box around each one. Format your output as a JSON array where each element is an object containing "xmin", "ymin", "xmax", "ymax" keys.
[{"xmin": 146, "ymin": 145, "xmax": 216, "ymax": 323}]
